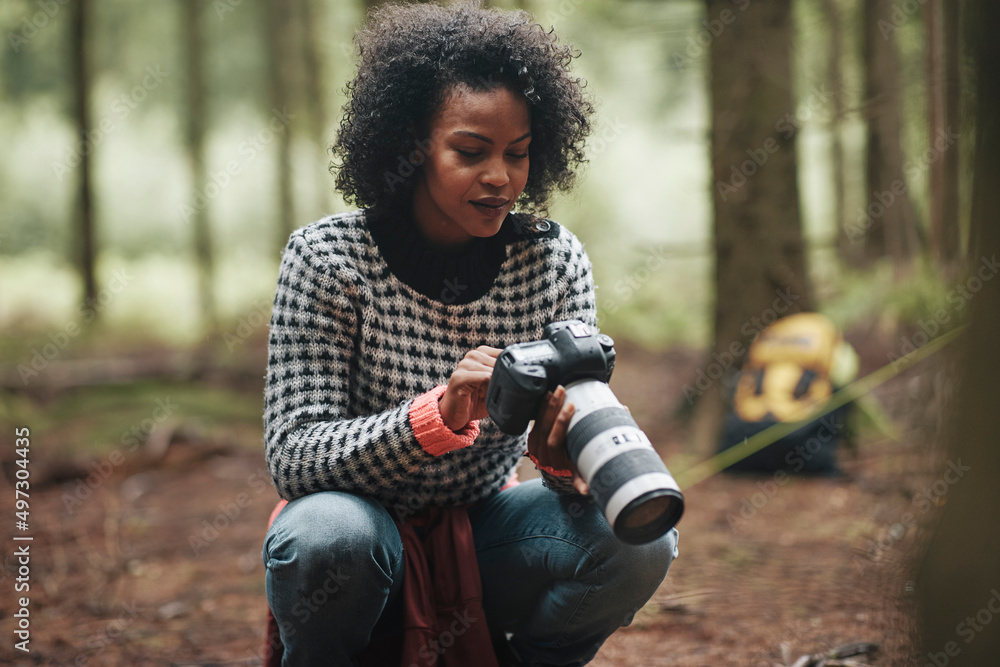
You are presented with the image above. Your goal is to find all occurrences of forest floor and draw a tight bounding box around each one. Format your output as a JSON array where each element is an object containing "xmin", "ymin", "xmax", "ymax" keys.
[{"xmin": 0, "ymin": 332, "xmax": 943, "ymax": 666}]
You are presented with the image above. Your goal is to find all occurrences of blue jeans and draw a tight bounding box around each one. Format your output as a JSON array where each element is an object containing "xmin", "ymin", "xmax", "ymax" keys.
[{"xmin": 263, "ymin": 479, "xmax": 679, "ymax": 666}]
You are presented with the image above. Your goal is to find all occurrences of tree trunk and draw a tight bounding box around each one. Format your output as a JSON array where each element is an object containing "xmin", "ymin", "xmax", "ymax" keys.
[
  {"xmin": 266, "ymin": 0, "xmax": 296, "ymax": 253},
  {"xmin": 184, "ymin": 0, "xmax": 216, "ymax": 331},
  {"xmin": 70, "ymin": 0, "xmax": 97, "ymax": 310},
  {"xmin": 926, "ymin": 0, "xmax": 962, "ymax": 272},
  {"xmin": 296, "ymin": 0, "xmax": 330, "ymax": 218},
  {"xmin": 818, "ymin": 0, "xmax": 858, "ymax": 267},
  {"xmin": 916, "ymin": 3, "xmax": 1000, "ymax": 662},
  {"xmin": 693, "ymin": 0, "xmax": 814, "ymax": 456},
  {"xmin": 860, "ymin": 0, "xmax": 922, "ymax": 266}
]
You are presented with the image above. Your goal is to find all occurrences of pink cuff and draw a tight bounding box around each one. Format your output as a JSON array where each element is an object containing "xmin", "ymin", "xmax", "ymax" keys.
[
  {"xmin": 409, "ymin": 385, "xmax": 480, "ymax": 456},
  {"xmin": 528, "ymin": 452, "xmax": 573, "ymax": 477}
]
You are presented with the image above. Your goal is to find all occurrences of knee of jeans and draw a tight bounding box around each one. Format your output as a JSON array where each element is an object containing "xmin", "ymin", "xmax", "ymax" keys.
[
  {"xmin": 605, "ymin": 527, "xmax": 679, "ymax": 594},
  {"xmin": 264, "ymin": 492, "xmax": 403, "ymax": 582}
]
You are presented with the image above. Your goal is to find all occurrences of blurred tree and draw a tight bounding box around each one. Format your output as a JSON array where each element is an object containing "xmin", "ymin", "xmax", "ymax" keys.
[
  {"xmin": 184, "ymin": 0, "xmax": 217, "ymax": 331},
  {"xmin": 70, "ymin": 0, "xmax": 97, "ymax": 309},
  {"xmin": 817, "ymin": 0, "xmax": 857, "ymax": 265},
  {"xmin": 861, "ymin": 0, "xmax": 922, "ymax": 266},
  {"xmin": 266, "ymin": 0, "xmax": 296, "ymax": 252},
  {"xmin": 296, "ymin": 0, "xmax": 331, "ymax": 217},
  {"xmin": 692, "ymin": 0, "xmax": 814, "ymax": 454},
  {"xmin": 916, "ymin": 1, "xmax": 1000, "ymax": 662},
  {"xmin": 926, "ymin": 0, "xmax": 961, "ymax": 271}
]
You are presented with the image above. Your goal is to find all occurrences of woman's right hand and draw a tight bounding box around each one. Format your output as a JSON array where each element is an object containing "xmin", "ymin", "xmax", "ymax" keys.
[{"xmin": 439, "ymin": 346, "xmax": 502, "ymax": 431}]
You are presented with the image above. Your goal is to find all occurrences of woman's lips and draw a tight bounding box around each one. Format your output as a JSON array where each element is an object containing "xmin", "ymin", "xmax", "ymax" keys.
[{"xmin": 471, "ymin": 198, "xmax": 509, "ymax": 216}]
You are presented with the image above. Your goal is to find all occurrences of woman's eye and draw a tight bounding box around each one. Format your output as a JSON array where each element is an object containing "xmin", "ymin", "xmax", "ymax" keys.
[
  {"xmin": 455, "ymin": 149, "xmax": 480, "ymax": 158},
  {"xmin": 507, "ymin": 152, "xmax": 529, "ymax": 159}
]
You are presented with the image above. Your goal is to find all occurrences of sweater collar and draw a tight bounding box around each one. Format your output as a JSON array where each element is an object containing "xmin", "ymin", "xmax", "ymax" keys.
[{"xmin": 365, "ymin": 207, "xmax": 517, "ymax": 305}]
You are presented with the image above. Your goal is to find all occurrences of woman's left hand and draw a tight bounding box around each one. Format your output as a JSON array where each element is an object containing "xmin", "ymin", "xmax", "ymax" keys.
[{"xmin": 527, "ymin": 386, "xmax": 589, "ymax": 495}]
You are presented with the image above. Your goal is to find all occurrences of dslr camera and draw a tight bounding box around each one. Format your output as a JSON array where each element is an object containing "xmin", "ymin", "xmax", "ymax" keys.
[{"xmin": 486, "ymin": 320, "xmax": 684, "ymax": 544}]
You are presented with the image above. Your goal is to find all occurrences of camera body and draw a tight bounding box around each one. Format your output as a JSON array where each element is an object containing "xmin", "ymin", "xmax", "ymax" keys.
[
  {"xmin": 486, "ymin": 320, "xmax": 684, "ymax": 545},
  {"xmin": 487, "ymin": 320, "xmax": 616, "ymax": 436}
]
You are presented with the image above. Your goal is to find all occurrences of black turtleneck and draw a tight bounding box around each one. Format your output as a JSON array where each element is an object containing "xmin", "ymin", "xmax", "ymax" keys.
[{"xmin": 365, "ymin": 209, "xmax": 556, "ymax": 305}]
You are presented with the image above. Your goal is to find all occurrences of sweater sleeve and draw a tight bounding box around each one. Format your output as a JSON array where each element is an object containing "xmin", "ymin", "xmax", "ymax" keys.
[
  {"xmin": 263, "ymin": 231, "xmax": 476, "ymax": 501},
  {"xmin": 535, "ymin": 230, "xmax": 600, "ymax": 495}
]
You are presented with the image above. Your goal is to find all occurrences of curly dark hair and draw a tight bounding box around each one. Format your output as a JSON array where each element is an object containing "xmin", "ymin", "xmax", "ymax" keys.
[{"xmin": 331, "ymin": 1, "xmax": 594, "ymax": 216}]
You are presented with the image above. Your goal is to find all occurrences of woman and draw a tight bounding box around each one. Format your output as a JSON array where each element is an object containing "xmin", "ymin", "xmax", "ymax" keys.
[{"xmin": 262, "ymin": 3, "xmax": 678, "ymax": 665}]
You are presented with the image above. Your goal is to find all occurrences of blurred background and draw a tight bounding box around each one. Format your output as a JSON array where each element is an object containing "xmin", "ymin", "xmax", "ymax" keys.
[{"xmin": 2, "ymin": 0, "xmax": 997, "ymax": 665}]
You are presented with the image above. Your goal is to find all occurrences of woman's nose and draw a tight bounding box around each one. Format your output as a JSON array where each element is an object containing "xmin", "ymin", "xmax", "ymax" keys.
[{"xmin": 480, "ymin": 156, "xmax": 510, "ymax": 188}]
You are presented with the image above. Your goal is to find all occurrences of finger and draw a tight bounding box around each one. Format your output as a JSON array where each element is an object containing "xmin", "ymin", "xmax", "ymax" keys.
[
  {"xmin": 476, "ymin": 345, "xmax": 503, "ymax": 358},
  {"xmin": 448, "ymin": 367, "xmax": 493, "ymax": 393},
  {"xmin": 526, "ymin": 389, "xmax": 559, "ymax": 466},
  {"xmin": 566, "ymin": 451, "xmax": 588, "ymax": 495},
  {"xmin": 544, "ymin": 397, "xmax": 588, "ymax": 495},
  {"xmin": 537, "ymin": 387, "xmax": 566, "ymax": 437},
  {"xmin": 546, "ymin": 398, "xmax": 574, "ymax": 452},
  {"xmin": 545, "ymin": 399, "xmax": 575, "ymax": 469},
  {"xmin": 465, "ymin": 349, "xmax": 499, "ymax": 370}
]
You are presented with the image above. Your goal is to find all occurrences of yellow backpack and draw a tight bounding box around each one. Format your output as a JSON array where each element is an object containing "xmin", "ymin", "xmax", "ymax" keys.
[
  {"xmin": 721, "ymin": 313, "xmax": 854, "ymax": 475},
  {"xmin": 734, "ymin": 313, "xmax": 841, "ymax": 423}
]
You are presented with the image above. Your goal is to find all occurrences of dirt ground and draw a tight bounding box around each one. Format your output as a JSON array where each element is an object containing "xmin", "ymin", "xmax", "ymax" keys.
[{"xmin": 0, "ymin": 337, "xmax": 938, "ymax": 666}]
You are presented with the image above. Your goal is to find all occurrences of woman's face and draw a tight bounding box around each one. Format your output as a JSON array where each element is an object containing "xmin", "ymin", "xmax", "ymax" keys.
[{"xmin": 411, "ymin": 84, "xmax": 531, "ymax": 250}]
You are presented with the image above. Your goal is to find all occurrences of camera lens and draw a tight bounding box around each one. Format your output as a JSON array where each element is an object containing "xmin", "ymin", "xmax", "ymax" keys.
[
  {"xmin": 564, "ymin": 380, "xmax": 684, "ymax": 545},
  {"xmin": 616, "ymin": 490, "xmax": 684, "ymax": 545}
]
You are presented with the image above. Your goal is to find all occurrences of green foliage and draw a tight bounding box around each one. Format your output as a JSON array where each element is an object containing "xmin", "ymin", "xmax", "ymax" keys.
[
  {"xmin": 1, "ymin": 379, "xmax": 264, "ymax": 459},
  {"xmin": 0, "ymin": 0, "xmax": 965, "ymax": 353},
  {"xmin": 1, "ymin": 0, "xmax": 67, "ymax": 103},
  {"xmin": 595, "ymin": 252, "xmax": 710, "ymax": 349},
  {"xmin": 819, "ymin": 257, "xmax": 959, "ymax": 332}
]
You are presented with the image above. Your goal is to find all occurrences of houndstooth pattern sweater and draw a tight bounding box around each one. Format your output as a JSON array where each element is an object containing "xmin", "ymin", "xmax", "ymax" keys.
[{"xmin": 263, "ymin": 209, "xmax": 597, "ymax": 509}]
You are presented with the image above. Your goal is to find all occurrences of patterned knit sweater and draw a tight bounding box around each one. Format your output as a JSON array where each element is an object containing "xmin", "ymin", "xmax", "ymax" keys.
[{"xmin": 263, "ymin": 209, "xmax": 597, "ymax": 510}]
